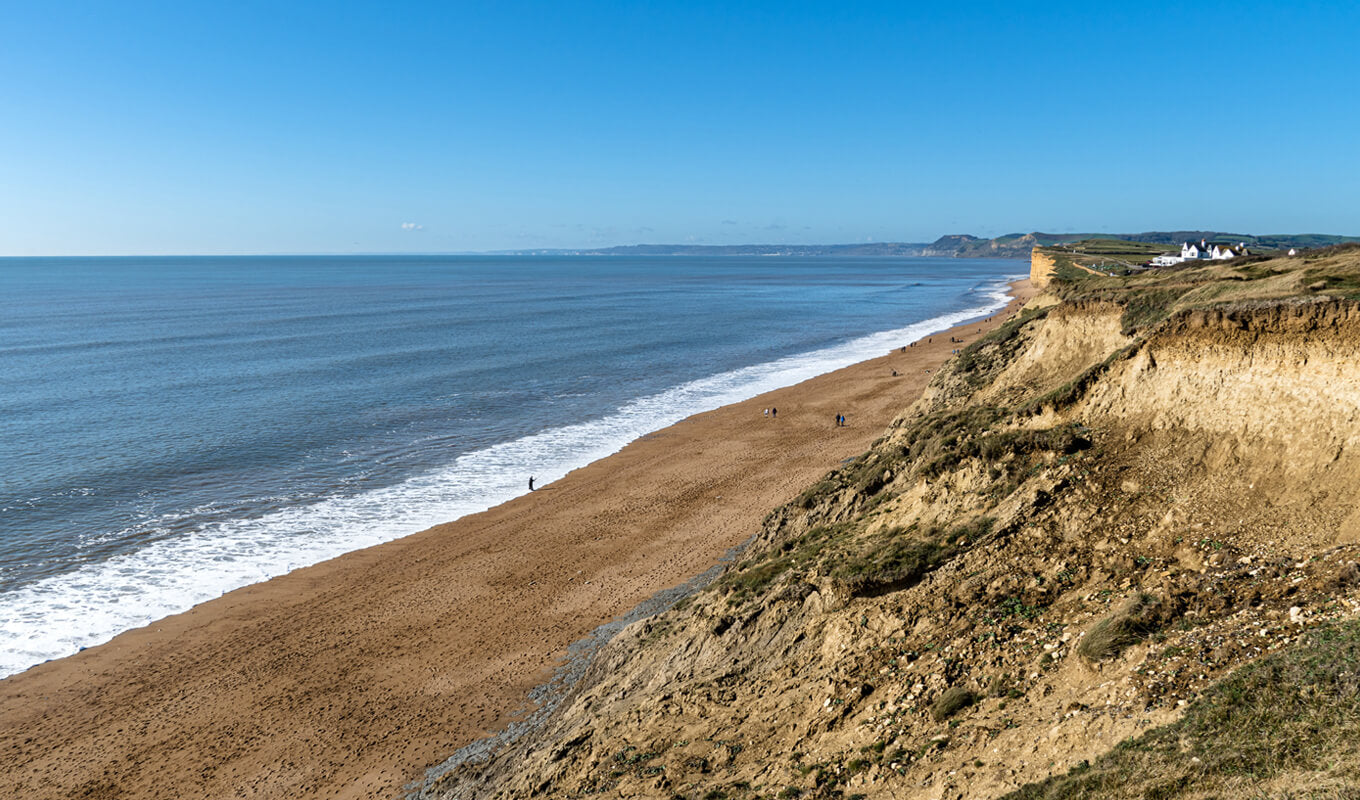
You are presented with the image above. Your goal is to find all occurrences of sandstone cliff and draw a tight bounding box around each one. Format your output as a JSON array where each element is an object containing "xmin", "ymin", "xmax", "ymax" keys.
[
  {"xmin": 1028, "ymin": 247, "xmax": 1058, "ymax": 288},
  {"xmin": 417, "ymin": 246, "xmax": 1360, "ymax": 800}
]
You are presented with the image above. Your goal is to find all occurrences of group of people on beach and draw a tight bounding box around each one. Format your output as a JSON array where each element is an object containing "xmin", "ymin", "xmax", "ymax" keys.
[{"xmin": 530, "ymin": 317, "xmax": 1011, "ymax": 492}]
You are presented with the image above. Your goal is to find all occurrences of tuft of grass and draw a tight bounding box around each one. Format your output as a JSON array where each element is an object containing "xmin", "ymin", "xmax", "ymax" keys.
[
  {"xmin": 1004, "ymin": 621, "xmax": 1360, "ymax": 799},
  {"xmin": 793, "ymin": 477, "xmax": 840, "ymax": 509},
  {"xmin": 931, "ymin": 686, "xmax": 979, "ymax": 722},
  {"xmin": 893, "ymin": 399, "xmax": 1088, "ymax": 480},
  {"xmin": 717, "ymin": 524, "xmax": 848, "ymax": 605},
  {"xmin": 831, "ymin": 535, "xmax": 947, "ymax": 598},
  {"xmin": 1076, "ymin": 593, "xmax": 1165, "ymax": 662}
]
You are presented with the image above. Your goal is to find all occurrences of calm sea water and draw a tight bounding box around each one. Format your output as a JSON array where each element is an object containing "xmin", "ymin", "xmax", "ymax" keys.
[{"xmin": 0, "ymin": 255, "xmax": 1019, "ymax": 676}]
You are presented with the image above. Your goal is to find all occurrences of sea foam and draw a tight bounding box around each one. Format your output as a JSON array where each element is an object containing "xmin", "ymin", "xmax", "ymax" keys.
[{"xmin": 0, "ymin": 277, "xmax": 1019, "ymax": 678}]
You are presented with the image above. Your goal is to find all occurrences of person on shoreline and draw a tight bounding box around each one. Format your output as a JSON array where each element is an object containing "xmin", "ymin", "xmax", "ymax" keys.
[
  {"xmin": 771, "ymin": 407, "xmax": 777, "ymax": 419},
  {"xmin": 763, "ymin": 408, "xmax": 768, "ymax": 418},
  {"xmin": 529, "ymin": 476, "xmax": 535, "ymax": 491}
]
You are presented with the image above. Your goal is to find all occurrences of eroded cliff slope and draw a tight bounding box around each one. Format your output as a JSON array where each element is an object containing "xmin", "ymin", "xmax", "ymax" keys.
[{"xmin": 419, "ymin": 246, "xmax": 1360, "ymax": 800}]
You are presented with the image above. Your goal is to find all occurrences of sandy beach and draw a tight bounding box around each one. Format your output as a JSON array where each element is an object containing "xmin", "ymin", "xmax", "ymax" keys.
[{"xmin": 0, "ymin": 281, "xmax": 1033, "ymax": 800}]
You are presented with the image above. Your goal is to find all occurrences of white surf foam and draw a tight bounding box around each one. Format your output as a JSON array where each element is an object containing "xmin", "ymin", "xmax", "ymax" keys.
[{"xmin": 0, "ymin": 277, "xmax": 1020, "ymax": 678}]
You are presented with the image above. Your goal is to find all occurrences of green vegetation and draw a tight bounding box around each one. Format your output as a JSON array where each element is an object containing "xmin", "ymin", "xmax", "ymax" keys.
[
  {"xmin": 1116, "ymin": 287, "xmax": 1191, "ymax": 333},
  {"xmin": 1007, "ymin": 621, "xmax": 1360, "ymax": 799},
  {"xmin": 830, "ymin": 534, "xmax": 947, "ymax": 598},
  {"xmin": 917, "ymin": 420, "xmax": 1091, "ymax": 478},
  {"xmin": 1303, "ymin": 263, "xmax": 1360, "ymax": 299},
  {"xmin": 718, "ymin": 524, "xmax": 844, "ymax": 604},
  {"xmin": 1040, "ymin": 242, "xmax": 1360, "ymax": 336},
  {"xmin": 1050, "ymin": 239, "xmax": 1178, "ymax": 272}
]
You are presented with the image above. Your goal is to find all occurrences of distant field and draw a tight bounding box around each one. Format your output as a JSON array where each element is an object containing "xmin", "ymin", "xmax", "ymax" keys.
[{"xmin": 1040, "ymin": 239, "xmax": 1179, "ymax": 276}]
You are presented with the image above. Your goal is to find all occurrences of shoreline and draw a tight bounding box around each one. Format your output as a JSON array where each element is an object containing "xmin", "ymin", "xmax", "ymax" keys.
[
  {"xmin": 0, "ymin": 279, "xmax": 1036, "ymax": 800},
  {"xmin": 1, "ymin": 275, "xmax": 1021, "ymax": 679}
]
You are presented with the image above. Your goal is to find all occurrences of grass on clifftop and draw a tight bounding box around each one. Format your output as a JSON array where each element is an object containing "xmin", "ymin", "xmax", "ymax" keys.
[
  {"xmin": 1004, "ymin": 620, "xmax": 1360, "ymax": 799},
  {"xmin": 1045, "ymin": 243, "xmax": 1360, "ymax": 335}
]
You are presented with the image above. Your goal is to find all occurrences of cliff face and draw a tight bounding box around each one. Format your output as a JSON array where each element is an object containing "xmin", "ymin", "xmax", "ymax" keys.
[
  {"xmin": 416, "ymin": 250, "xmax": 1360, "ymax": 800},
  {"xmin": 1028, "ymin": 247, "xmax": 1057, "ymax": 288}
]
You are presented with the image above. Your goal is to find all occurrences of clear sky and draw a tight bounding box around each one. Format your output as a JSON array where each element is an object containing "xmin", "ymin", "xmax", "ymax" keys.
[{"xmin": 2, "ymin": 0, "xmax": 1357, "ymax": 255}]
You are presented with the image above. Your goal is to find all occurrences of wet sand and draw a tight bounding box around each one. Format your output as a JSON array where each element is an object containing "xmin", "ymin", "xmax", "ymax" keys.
[{"xmin": 0, "ymin": 281, "xmax": 1034, "ymax": 800}]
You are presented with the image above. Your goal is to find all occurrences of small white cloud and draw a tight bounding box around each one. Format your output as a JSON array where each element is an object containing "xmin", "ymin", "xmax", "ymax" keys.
[{"xmin": 401, "ymin": 222, "xmax": 424, "ymax": 231}]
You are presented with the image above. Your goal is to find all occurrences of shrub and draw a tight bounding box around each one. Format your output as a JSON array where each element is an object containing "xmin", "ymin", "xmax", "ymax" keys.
[
  {"xmin": 1077, "ymin": 593, "xmax": 1163, "ymax": 662},
  {"xmin": 931, "ymin": 686, "xmax": 979, "ymax": 722}
]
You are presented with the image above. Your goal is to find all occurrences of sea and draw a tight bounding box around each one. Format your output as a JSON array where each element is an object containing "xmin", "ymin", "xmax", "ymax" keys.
[{"xmin": 0, "ymin": 255, "xmax": 1020, "ymax": 677}]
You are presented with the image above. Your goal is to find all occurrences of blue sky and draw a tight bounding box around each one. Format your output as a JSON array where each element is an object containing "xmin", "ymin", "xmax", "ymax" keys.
[{"xmin": 1, "ymin": 0, "xmax": 1357, "ymax": 255}]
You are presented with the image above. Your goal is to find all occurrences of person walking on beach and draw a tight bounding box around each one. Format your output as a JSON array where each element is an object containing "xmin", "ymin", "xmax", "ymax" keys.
[
  {"xmin": 763, "ymin": 408, "xmax": 768, "ymax": 418},
  {"xmin": 529, "ymin": 476, "xmax": 535, "ymax": 491},
  {"xmin": 771, "ymin": 407, "xmax": 777, "ymax": 419}
]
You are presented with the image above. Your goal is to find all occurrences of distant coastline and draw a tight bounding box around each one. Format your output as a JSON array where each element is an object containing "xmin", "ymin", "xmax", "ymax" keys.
[{"xmin": 492, "ymin": 230, "xmax": 1360, "ymax": 259}]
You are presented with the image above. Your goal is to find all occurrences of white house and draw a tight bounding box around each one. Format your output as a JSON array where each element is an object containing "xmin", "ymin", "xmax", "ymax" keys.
[
  {"xmin": 1174, "ymin": 239, "xmax": 1248, "ymax": 262},
  {"xmin": 1148, "ymin": 239, "xmax": 1257, "ymax": 270}
]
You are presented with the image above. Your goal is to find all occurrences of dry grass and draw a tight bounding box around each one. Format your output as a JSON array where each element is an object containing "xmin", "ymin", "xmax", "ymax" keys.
[
  {"xmin": 931, "ymin": 687, "xmax": 979, "ymax": 722},
  {"xmin": 1076, "ymin": 593, "xmax": 1164, "ymax": 662},
  {"xmin": 1049, "ymin": 245, "xmax": 1360, "ymax": 321},
  {"xmin": 1007, "ymin": 621, "xmax": 1360, "ymax": 799}
]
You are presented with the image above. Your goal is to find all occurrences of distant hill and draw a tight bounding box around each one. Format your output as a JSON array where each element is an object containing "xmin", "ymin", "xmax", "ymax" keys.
[
  {"xmin": 510, "ymin": 242, "xmax": 933, "ymax": 257},
  {"xmin": 920, "ymin": 233, "xmax": 1060, "ymax": 258},
  {"xmin": 501, "ymin": 232, "xmax": 1359, "ymax": 260}
]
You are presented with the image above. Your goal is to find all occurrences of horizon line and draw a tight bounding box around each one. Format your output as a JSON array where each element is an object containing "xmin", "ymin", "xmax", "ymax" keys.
[{"xmin": 3, "ymin": 230, "xmax": 1357, "ymax": 259}]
